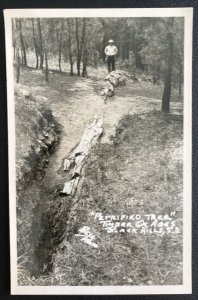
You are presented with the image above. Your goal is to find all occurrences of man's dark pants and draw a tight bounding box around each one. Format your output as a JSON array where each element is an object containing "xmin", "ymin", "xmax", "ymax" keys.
[{"xmin": 107, "ymin": 55, "xmax": 115, "ymax": 73}]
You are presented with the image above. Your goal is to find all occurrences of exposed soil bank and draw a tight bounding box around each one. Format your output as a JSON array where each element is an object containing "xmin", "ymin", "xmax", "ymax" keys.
[{"xmin": 16, "ymin": 88, "xmax": 61, "ymax": 282}]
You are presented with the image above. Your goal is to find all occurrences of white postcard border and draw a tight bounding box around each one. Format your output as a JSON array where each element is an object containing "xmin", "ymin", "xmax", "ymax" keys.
[{"xmin": 4, "ymin": 7, "xmax": 193, "ymax": 295}]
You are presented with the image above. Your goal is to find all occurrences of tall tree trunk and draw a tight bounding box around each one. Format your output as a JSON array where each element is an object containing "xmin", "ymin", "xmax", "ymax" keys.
[
  {"xmin": 12, "ymin": 20, "xmax": 16, "ymax": 60},
  {"xmin": 70, "ymin": 62, "xmax": 74, "ymax": 76},
  {"xmin": 101, "ymin": 34, "xmax": 107, "ymax": 62},
  {"xmin": 75, "ymin": 18, "xmax": 86, "ymax": 76},
  {"xmin": 162, "ymin": 18, "xmax": 174, "ymax": 113},
  {"xmin": 81, "ymin": 19, "xmax": 87, "ymax": 77},
  {"xmin": 37, "ymin": 19, "xmax": 44, "ymax": 69},
  {"xmin": 58, "ymin": 20, "xmax": 64, "ymax": 73},
  {"xmin": 18, "ymin": 19, "xmax": 27, "ymax": 66},
  {"xmin": 93, "ymin": 50, "xmax": 98, "ymax": 69},
  {"xmin": 122, "ymin": 26, "xmax": 130, "ymax": 59},
  {"xmin": 32, "ymin": 19, "xmax": 39, "ymax": 69},
  {"xmin": 75, "ymin": 18, "xmax": 81, "ymax": 76},
  {"xmin": 16, "ymin": 48, "xmax": 20, "ymax": 83},
  {"xmin": 99, "ymin": 19, "xmax": 107, "ymax": 62},
  {"xmin": 82, "ymin": 48, "xmax": 88, "ymax": 77},
  {"xmin": 20, "ymin": 47, "xmax": 24, "ymax": 65},
  {"xmin": 44, "ymin": 49, "xmax": 49, "ymax": 83},
  {"xmin": 67, "ymin": 19, "xmax": 74, "ymax": 76},
  {"xmin": 126, "ymin": 29, "xmax": 130, "ymax": 60}
]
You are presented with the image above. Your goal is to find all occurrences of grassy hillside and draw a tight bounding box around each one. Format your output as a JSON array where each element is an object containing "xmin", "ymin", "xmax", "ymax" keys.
[{"xmin": 53, "ymin": 111, "xmax": 183, "ymax": 286}]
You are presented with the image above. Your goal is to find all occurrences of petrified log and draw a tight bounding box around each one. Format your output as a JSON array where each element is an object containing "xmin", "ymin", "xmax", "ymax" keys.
[
  {"xmin": 60, "ymin": 119, "xmax": 103, "ymax": 195},
  {"xmin": 61, "ymin": 180, "xmax": 74, "ymax": 195},
  {"xmin": 100, "ymin": 81, "xmax": 114, "ymax": 99},
  {"xmin": 105, "ymin": 74, "xmax": 119, "ymax": 87},
  {"xmin": 101, "ymin": 70, "xmax": 128, "ymax": 101},
  {"xmin": 118, "ymin": 76, "xmax": 126, "ymax": 85},
  {"xmin": 60, "ymin": 177, "xmax": 80, "ymax": 196},
  {"xmin": 63, "ymin": 158, "xmax": 75, "ymax": 171},
  {"xmin": 74, "ymin": 119, "xmax": 103, "ymax": 156}
]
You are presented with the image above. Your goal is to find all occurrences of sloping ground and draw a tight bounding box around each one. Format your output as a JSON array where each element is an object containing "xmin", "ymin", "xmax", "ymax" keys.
[
  {"xmin": 52, "ymin": 111, "xmax": 183, "ymax": 286},
  {"xmin": 18, "ymin": 66, "xmax": 182, "ymax": 178},
  {"xmin": 15, "ymin": 66, "xmax": 183, "ymax": 285}
]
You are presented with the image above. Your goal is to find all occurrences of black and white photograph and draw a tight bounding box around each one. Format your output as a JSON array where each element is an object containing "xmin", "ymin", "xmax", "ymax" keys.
[{"xmin": 4, "ymin": 8, "xmax": 192, "ymax": 295}]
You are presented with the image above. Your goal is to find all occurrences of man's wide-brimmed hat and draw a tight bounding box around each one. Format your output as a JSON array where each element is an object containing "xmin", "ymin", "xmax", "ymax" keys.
[{"xmin": 108, "ymin": 39, "xmax": 114, "ymax": 43}]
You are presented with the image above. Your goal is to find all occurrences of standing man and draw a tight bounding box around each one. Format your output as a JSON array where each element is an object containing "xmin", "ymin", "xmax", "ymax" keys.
[{"xmin": 104, "ymin": 39, "xmax": 118, "ymax": 73}]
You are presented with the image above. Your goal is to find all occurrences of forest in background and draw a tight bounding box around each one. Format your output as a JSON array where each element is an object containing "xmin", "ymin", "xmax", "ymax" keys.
[{"xmin": 12, "ymin": 17, "xmax": 184, "ymax": 112}]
